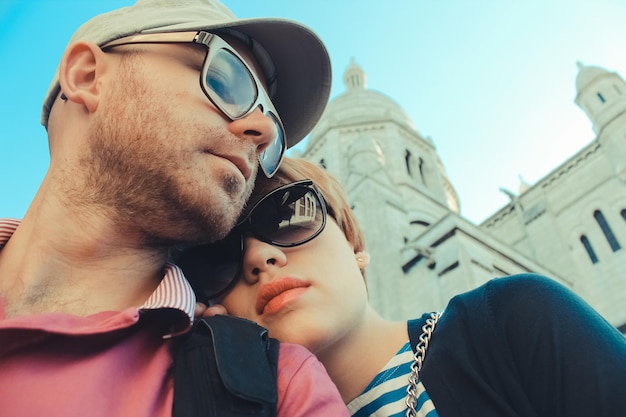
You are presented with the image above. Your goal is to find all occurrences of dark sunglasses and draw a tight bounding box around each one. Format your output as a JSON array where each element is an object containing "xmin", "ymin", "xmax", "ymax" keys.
[
  {"xmin": 176, "ymin": 180, "xmax": 327, "ymax": 303},
  {"xmin": 103, "ymin": 31, "xmax": 286, "ymax": 177}
]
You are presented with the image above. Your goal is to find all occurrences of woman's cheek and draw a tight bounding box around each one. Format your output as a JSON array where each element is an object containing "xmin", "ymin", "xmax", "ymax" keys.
[{"xmin": 221, "ymin": 287, "xmax": 254, "ymax": 319}]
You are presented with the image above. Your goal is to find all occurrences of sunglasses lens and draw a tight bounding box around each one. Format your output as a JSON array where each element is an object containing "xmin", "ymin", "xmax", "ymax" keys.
[
  {"xmin": 205, "ymin": 49, "xmax": 256, "ymax": 117},
  {"xmin": 259, "ymin": 113, "xmax": 285, "ymax": 177},
  {"xmin": 176, "ymin": 233, "xmax": 242, "ymax": 302},
  {"xmin": 205, "ymin": 49, "xmax": 286, "ymax": 177},
  {"xmin": 249, "ymin": 186, "xmax": 324, "ymax": 246}
]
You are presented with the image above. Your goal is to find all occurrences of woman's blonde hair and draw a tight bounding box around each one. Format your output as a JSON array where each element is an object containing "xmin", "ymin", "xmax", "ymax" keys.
[{"xmin": 245, "ymin": 157, "xmax": 366, "ymax": 254}]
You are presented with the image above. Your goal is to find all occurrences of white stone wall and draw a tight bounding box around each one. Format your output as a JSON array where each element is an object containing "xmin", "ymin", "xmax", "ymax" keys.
[{"xmin": 302, "ymin": 61, "xmax": 626, "ymax": 331}]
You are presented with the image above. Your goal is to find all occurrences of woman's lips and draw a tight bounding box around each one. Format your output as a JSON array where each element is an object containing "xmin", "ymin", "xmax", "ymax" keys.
[{"xmin": 256, "ymin": 278, "xmax": 310, "ymax": 315}]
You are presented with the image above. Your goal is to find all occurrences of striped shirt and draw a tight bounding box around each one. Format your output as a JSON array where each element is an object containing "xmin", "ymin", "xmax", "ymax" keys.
[{"xmin": 347, "ymin": 341, "xmax": 439, "ymax": 417}]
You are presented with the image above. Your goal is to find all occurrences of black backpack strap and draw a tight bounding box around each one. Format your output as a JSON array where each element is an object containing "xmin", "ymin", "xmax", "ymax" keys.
[{"xmin": 172, "ymin": 315, "xmax": 279, "ymax": 417}]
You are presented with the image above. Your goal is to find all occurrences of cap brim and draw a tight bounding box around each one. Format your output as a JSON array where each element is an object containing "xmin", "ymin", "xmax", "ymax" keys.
[{"xmin": 225, "ymin": 20, "xmax": 331, "ymax": 148}]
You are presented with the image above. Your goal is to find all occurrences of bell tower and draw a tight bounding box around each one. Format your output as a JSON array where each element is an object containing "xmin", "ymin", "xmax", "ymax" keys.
[
  {"xmin": 302, "ymin": 60, "xmax": 461, "ymax": 318},
  {"xmin": 575, "ymin": 62, "xmax": 626, "ymax": 180},
  {"xmin": 575, "ymin": 62, "xmax": 626, "ymax": 136}
]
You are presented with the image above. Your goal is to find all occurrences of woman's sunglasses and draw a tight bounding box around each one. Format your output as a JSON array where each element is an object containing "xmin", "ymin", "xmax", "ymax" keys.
[
  {"xmin": 103, "ymin": 31, "xmax": 286, "ymax": 177},
  {"xmin": 177, "ymin": 180, "xmax": 327, "ymax": 302}
]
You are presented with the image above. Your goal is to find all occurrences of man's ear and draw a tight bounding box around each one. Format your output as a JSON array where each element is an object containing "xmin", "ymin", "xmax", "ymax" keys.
[{"xmin": 58, "ymin": 41, "xmax": 107, "ymax": 114}]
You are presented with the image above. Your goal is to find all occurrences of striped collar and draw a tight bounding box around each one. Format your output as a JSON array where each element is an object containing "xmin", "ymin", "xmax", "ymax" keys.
[{"xmin": 0, "ymin": 218, "xmax": 196, "ymax": 335}]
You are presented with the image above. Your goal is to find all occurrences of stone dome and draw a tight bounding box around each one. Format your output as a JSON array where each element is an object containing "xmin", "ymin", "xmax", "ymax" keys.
[
  {"xmin": 575, "ymin": 61, "xmax": 610, "ymax": 92},
  {"xmin": 306, "ymin": 59, "xmax": 415, "ymax": 152}
]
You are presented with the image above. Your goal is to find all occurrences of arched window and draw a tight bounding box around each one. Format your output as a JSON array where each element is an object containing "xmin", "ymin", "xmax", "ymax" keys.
[
  {"xmin": 580, "ymin": 235, "xmax": 599, "ymax": 264},
  {"xmin": 594, "ymin": 210, "xmax": 621, "ymax": 251},
  {"xmin": 418, "ymin": 157, "xmax": 426, "ymax": 185},
  {"xmin": 405, "ymin": 149, "xmax": 412, "ymax": 176},
  {"xmin": 404, "ymin": 220, "xmax": 430, "ymax": 244}
]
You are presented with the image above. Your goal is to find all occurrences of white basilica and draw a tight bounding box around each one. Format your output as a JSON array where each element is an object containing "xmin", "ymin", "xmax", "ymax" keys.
[{"xmin": 297, "ymin": 59, "xmax": 626, "ymax": 333}]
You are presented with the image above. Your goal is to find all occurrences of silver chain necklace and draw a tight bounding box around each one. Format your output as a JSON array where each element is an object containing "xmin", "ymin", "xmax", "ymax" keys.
[{"xmin": 405, "ymin": 311, "xmax": 442, "ymax": 417}]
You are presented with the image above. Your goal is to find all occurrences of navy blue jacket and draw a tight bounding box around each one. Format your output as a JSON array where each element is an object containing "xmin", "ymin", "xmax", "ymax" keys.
[{"xmin": 409, "ymin": 274, "xmax": 626, "ymax": 416}]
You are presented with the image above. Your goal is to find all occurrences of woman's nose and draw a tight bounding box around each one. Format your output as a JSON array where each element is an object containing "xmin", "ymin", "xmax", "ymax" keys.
[{"xmin": 241, "ymin": 236, "xmax": 287, "ymax": 283}]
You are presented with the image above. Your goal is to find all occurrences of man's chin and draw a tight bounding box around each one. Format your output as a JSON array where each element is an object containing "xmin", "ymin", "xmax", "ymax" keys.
[
  {"xmin": 196, "ymin": 204, "xmax": 242, "ymax": 243},
  {"xmin": 180, "ymin": 175, "xmax": 252, "ymax": 244}
]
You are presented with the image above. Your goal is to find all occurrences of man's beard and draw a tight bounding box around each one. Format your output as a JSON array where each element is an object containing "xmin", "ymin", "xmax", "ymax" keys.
[{"xmin": 75, "ymin": 61, "xmax": 253, "ymax": 246}]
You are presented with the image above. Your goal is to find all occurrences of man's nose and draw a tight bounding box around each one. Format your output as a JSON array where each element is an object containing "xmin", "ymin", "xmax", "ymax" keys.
[{"xmin": 228, "ymin": 106, "xmax": 278, "ymax": 154}]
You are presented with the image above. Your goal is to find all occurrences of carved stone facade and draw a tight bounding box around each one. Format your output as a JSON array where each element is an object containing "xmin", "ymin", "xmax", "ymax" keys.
[{"xmin": 298, "ymin": 60, "xmax": 626, "ymax": 333}]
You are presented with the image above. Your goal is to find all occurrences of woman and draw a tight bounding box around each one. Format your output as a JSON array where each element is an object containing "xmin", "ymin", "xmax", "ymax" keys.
[{"xmin": 180, "ymin": 157, "xmax": 626, "ymax": 417}]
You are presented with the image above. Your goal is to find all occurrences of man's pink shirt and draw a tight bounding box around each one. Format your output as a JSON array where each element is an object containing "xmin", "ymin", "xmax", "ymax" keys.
[{"xmin": 0, "ymin": 218, "xmax": 348, "ymax": 417}]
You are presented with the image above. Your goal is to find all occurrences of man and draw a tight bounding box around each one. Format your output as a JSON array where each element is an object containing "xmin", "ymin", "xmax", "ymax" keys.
[{"xmin": 0, "ymin": 1, "xmax": 346, "ymax": 416}]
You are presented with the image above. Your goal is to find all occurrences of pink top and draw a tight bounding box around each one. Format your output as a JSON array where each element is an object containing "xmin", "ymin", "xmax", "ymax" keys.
[{"xmin": 0, "ymin": 218, "xmax": 348, "ymax": 417}]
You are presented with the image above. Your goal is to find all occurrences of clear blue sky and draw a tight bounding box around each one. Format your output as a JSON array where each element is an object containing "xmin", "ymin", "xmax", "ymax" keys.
[{"xmin": 2, "ymin": 0, "xmax": 626, "ymax": 223}]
